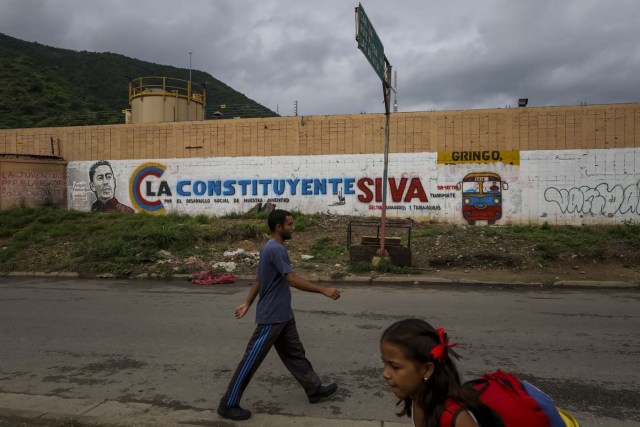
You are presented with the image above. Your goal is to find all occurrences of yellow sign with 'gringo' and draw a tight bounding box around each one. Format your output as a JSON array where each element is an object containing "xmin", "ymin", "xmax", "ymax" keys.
[{"xmin": 437, "ymin": 151, "xmax": 520, "ymax": 165}]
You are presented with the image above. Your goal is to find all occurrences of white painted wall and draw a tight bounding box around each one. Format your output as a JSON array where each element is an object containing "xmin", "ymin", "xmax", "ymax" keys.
[{"xmin": 66, "ymin": 148, "xmax": 640, "ymax": 225}]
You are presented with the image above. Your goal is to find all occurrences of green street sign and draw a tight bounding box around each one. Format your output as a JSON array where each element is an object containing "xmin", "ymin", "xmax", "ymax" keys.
[{"xmin": 356, "ymin": 3, "xmax": 386, "ymax": 83}]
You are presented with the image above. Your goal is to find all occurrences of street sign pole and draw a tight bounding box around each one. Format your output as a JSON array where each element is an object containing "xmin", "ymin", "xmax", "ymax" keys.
[
  {"xmin": 355, "ymin": 3, "xmax": 393, "ymax": 258},
  {"xmin": 355, "ymin": 4, "xmax": 385, "ymax": 82},
  {"xmin": 379, "ymin": 58, "xmax": 392, "ymax": 257}
]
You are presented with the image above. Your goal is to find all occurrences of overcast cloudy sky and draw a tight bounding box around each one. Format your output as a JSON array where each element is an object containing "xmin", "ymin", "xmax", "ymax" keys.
[{"xmin": 1, "ymin": 0, "xmax": 640, "ymax": 116}]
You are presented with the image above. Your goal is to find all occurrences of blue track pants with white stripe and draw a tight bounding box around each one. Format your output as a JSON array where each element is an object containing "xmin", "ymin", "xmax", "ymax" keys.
[{"xmin": 220, "ymin": 318, "xmax": 322, "ymax": 407}]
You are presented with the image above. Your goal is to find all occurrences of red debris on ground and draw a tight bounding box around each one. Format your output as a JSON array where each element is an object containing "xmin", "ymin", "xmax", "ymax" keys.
[{"xmin": 191, "ymin": 270, "xmax": 236, "ymax": 285}]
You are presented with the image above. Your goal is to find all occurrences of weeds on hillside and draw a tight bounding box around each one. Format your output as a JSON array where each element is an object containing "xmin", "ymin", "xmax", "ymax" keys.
[
  {"xmin": 309, "ymin": 237, "xmax": 344, "ymax": 263},
  {"xmin": 294, "ymin": 236, "xmax": 344, "ymax": 272},
  {"xmin": 497, "ymin": 223, "xmax": 640, "ymax": 260},
  {"xmin": 412, "ymin": 226, "xmax": 451, "ymax": 238},
  {"xmin": 410, "ymin": 221, "xmax": 640, "ymax": 270},
  {"xmin": 1, "ymin": 207, "xmax": 639, "ymax": 278},
  {"xmin": 0, "ymin": 207, "xmax": 270, "ymax": 277}
]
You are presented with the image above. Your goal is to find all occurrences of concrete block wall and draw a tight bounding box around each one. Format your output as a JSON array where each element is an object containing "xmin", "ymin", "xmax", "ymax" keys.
[
  {"xmin": 1, "ymin": 104, "xmax": 639, "ymax": 160},
  {"xmin": 0, "ymin": 157, "xmax": 67, "ymax": 209},
  {"xmin": 2, "ymin": 103, "xmax": 639, "ymax": 224}
]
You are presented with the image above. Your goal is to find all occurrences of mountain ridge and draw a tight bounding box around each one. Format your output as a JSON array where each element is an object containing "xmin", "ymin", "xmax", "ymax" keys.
[{"xmin": 0, "ymin": 32, "xmax": 278, "ymax": 129}]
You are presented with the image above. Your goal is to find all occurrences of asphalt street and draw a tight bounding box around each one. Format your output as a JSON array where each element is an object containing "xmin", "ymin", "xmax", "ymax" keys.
[{"xmin": 0, "ymin": 277, "xmax": 639, "ymax": 426}]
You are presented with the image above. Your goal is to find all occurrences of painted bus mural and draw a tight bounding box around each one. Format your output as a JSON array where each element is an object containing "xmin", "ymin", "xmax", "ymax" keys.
[{"xmin": 461, "ymin": 172, "xmax": 508, "ymax": 225}]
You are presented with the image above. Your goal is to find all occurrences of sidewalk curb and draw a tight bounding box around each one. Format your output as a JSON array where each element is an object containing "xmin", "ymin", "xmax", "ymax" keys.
[
  {"xmin": 3, "ymin": 271, "xmax": 81, "ymax": 278},
  {"xmin": 0, "ymin": 392, "xmax": 406, "ymax": 427},
  {"xmin": 1, "ymin": 271, "xmax": 638, "ymax": 289},
  {"xmin": 325, "ymin": 275, "xmax": 639, "ymax": 289},
  {"xmin": 552, "ymin": 280, "xmax": 638, "ymax": 288}
]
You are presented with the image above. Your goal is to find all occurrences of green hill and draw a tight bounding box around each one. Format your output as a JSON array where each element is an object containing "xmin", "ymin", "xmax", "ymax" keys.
[{"xmin": 0, "ymin": 33, "xmax": 278, "ymax": 129}]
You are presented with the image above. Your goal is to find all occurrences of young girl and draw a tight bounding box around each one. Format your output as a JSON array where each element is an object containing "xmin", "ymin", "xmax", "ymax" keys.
[{"xmin": 380, "ymin": 318, "xmax": 494, "ymax": 427}]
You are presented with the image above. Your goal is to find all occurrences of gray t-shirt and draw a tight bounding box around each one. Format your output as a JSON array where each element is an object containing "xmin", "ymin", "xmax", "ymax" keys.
[{"xmin": 255, "ymin": 239, "xmax": 294, "ymax": 324}]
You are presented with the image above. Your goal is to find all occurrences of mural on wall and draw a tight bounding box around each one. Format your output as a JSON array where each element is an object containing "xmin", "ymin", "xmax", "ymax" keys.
[
  {"xmin": 63, "ymin": 149, "xmax": 640, "ymax": 225},
  {"xmin": 66, "ymin": 152, "xmax": 518, "ymax": 222},
  {"xmin": 461, "ymin": 172, "xmax": 508, "ymax": 225},
  {"xmin": 67, "ymin": 154, "xmax": 442, "ymax": 218},
  {"xmin": 544, "ymin": 182, "xmax": 640, "ymax": 216},
  {"xmin": 126, "ymin": 162, "xmax": 431, "ymax": 214},
  {"xmin": 69, "ymin": 160, "xmax": 134, "ymax": 213},
  {"xmin": 89, "ymin": 160, "xmax": 134, "ymax": 213},
  {"xmin": 129, "ymin": 162, "xmax": 167, "ymax": 214},
  {"xmin": 437, "ymin": 151, "xmax": 517, "ymax": 225}
]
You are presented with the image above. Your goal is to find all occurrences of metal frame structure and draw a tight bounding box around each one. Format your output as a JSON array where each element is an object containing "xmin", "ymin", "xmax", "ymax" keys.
[{"xmin": 346, "ymin": 220, "xmax": 412, "ymax": 249}]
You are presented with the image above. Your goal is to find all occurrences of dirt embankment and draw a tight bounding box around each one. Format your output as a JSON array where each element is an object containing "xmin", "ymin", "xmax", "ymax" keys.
[{"xmin": 178, "ymin": 215, "xmax": 640, "ymax": 285}]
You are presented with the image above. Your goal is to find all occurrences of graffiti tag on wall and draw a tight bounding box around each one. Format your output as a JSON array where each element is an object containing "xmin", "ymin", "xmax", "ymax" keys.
[{"xmin": 544, "ymin": 182, "xmax": 640, "ymax": 216}]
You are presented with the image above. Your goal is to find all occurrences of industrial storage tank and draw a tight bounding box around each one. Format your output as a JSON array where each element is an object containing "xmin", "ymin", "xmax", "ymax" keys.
[{"xmin": 126, "ymin": 76, "xmax": 205, "ymax": 124}]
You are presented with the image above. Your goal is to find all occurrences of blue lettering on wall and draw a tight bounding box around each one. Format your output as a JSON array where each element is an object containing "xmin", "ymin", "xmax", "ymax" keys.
[
  {"xmin": 177, "ymin": 180, "xmax": 191, "ymax": 196},
  {"xmin": 193, "ymin": 180, "xmax": 206, "ymax": 196},
  {"xmin": 344, "ymin": 178, "xmax": 356, "ymax": 194},
  {"xmin": 223, "ymin": 180, "xmax": 236, "ymax": 196},
  {"xmin": 314, "ymin": 179, "xmax": 327, "ymax": 194},
  {"xmin": 238, "ymin": 180, "xmax": 251, "ymax": 196},
  {"xmin": 302, "ymin": 179, "xmax": 313, "ymax": 195},
  {"xmin": 259, "ymin": 179, "xmax": 271, "ymax": 195},
  {"xmin": 208, "ymin": 180, "xmax": 222, "ymax": 196},
  {"xmin": 287, "ymin": 179, "xmax": 300, "ymax": 195},
  {"xmin": 174, "ymin": 177, "xmax": 365, "ymax": 198},
  {"xmin": 273, "ymin": 179, "xmax": 285, "ymax": 195}
]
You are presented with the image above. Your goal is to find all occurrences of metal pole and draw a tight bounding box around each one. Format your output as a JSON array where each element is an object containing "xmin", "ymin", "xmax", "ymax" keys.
[
  {"xmin": 189, "ymin": 50, "xmax": 192, "ymax": 83},
  {"xmin": 188, "ymin": 50, "xmax": 192, "ymax": 121},
  {"xmin": 378, "ymin": 59, "xmax": 392, "ymax": 257}
]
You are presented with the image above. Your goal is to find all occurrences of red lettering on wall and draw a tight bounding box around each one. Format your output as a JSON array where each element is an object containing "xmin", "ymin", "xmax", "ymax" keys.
[
  {"xmin": 405, "ymin": 178, "xmax": 428, "ymax": 202},
  {"xmin": 357, "ymin": 177, "xmax": 428, "ymax": 204},
  {"xmin": 357, "ymin": 177, "xmax": 428, "ymax": 203},
  {"xmin": 389, "ymin": 177, "xmax": 408, "ymax": 203},
  {"xmin": 357, "ymin": 178, "xmax": 374, "ymax": 203}
]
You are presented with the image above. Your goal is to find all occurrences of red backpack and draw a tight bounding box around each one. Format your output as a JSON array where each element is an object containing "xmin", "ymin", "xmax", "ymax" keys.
[{"xmin": 440, "ymin": 370, "xmax": 567, "ymax": 427}]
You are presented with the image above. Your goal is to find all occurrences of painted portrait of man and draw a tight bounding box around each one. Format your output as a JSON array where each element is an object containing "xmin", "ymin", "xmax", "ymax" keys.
[{"xmin": 89, "ymin": 160, "xmax": 134, "ymax": 213}]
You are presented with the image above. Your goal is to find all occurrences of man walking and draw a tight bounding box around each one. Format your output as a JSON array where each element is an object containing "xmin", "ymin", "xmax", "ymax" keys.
[{"xmin": 217, "ymin": 209, "xmax": 341, "ymax": 421}]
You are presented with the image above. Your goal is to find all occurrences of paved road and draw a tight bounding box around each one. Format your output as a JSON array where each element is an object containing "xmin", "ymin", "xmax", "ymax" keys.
[{"xmin": 0, "ymin": 277, "xmax": 639, "ymax": 426}]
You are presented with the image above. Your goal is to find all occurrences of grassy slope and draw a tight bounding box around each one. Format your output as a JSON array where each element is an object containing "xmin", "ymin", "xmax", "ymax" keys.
[{"xmin": 1, "ymin": 207, "xmax": 639, "ymax": 279}]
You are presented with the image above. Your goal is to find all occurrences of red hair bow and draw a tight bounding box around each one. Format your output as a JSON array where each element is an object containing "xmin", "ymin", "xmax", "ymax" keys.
[{"xmin": 430, "ymin": 328, "xmax": 459, "ymax": 362}]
